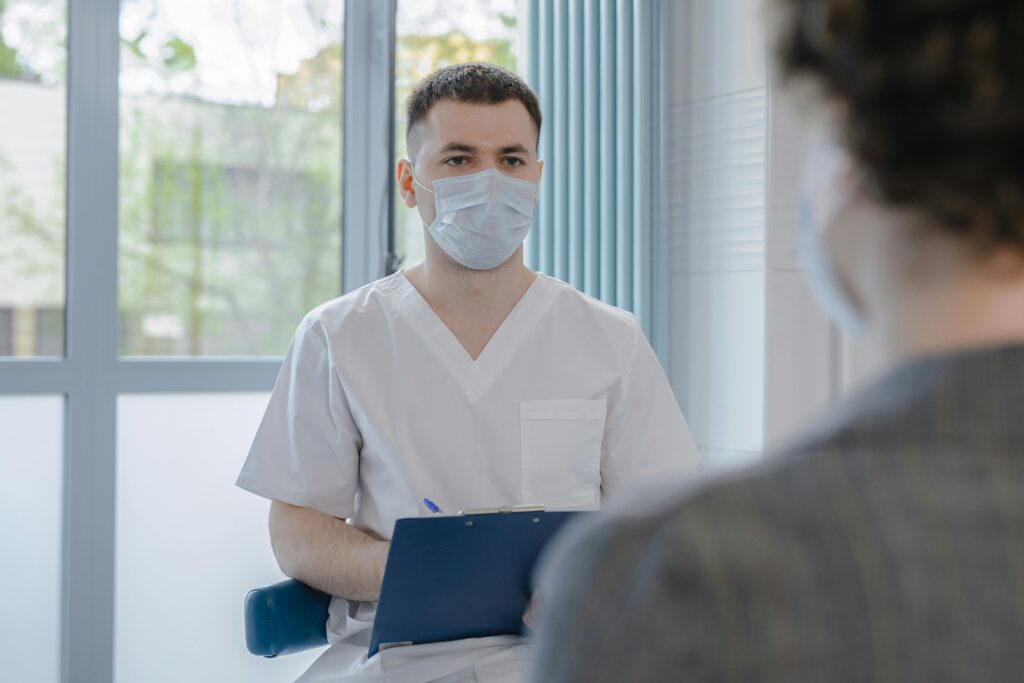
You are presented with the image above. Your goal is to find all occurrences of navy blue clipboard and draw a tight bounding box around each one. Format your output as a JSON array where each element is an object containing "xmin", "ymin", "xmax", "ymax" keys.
[{"xmin": 368, "ymin": 510, "xmax": 580, "ymax": 657}]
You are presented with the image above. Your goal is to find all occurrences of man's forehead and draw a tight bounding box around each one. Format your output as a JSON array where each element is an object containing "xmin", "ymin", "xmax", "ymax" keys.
[{"xmin": 417, "ymin": 99, "xmax": 539, "ymax": 153}]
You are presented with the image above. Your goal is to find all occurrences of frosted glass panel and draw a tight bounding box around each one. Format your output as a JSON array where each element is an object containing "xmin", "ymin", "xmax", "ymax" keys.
[
  {"xmin": 0, "ymin": 395, "xmax": 63, "ymax": 683},
  {"xmin": 116, "ymin": 393, "xmax": 319, "ymax": 682}
]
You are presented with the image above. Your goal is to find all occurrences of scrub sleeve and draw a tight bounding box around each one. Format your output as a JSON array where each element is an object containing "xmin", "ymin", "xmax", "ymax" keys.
[
  {"xmin": 599, "ymin": 317, "xmax": 702, "ymax": 498},
  {"xmin": 236, "ymin": 317, "xmax": 361, "ymax": 520}
]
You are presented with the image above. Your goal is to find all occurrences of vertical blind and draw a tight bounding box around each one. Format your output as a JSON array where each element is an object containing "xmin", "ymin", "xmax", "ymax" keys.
[{"xmin": 525, "ymin": 0, "xmax": 667, "ymax": 351}]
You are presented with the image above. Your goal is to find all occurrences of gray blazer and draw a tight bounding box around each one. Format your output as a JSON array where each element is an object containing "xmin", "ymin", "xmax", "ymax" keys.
[{"xmin": 533, "ymin": 345, "xmax": 1024, "ymax": 682}]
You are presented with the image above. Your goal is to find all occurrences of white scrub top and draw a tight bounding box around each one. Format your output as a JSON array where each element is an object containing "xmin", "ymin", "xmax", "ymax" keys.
[{"xmin": 236, "ymin": 271, "xmax": 700, "ymax": 683}]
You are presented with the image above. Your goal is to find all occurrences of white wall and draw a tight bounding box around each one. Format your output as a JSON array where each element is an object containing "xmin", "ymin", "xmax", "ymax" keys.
[
  {"xmin": 667, "ymin": 0, "xmax": 767, "ymax": 470},
  {"xmin": 665, "ymin": 0, "xmax": 841, "ymax": 467},
  {"xmin": 763, "ymin": 79, "xmax": 839, "ymax": 447}
]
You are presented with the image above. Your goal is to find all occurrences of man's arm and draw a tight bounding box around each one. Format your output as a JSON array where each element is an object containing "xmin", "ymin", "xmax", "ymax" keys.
[{"xmin": 269, "ymin": 498, "xmax": 390, "ymax": 602}]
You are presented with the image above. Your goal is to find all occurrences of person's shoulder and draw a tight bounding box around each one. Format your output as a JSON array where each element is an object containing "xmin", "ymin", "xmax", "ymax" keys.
[
  {"xmin": 542, "ymin": 274, "xmax": 637, "ymax": 329},
  {"xmin": 546, "ymin": 422, "xmax": 860, "ymax": 584},
  {"xmin": 534, "ymin": 434, "xmax": 864, "ymax": 680},
  {"xmin": 537, "ymin": 276, "xmax": 644, "ymax": 373},
  {"xmin": 299, "ymin": 272, "xmax": 407, "ymax": 339},
  {"xmin": 539, "ymin": 275, "xmax": 640, "ymax": 368},
  {"xmin": 585, "ymin": 348, "xmax": 986, "ymax": 557}
]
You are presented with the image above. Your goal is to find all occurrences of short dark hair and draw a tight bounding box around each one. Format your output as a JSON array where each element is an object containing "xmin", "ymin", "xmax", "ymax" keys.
[
  {"xmin": 774, "ymin": 0, "xmax": 1024, "ymax": 250},
  {"xmin": 406, "ymin": 62, "xmax": 542, "ymax": 155}
]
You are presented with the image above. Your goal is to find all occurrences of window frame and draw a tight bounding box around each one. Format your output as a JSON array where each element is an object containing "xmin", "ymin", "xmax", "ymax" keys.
[{"xmin": 0, "ymin": 0, "xmax": 396, "ymax": 680}]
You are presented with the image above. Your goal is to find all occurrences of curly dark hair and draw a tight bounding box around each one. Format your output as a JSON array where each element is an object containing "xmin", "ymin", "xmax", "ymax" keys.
[
  {"xmin": 774, "ymin": 0, "xmax": 1024, "ymax": 249},
  {"xmin": 406, "ymin": 62, "xmax": 542, "ymax": 154}
]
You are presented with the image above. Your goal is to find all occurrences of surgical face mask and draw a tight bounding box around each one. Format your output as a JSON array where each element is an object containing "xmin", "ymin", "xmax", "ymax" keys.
[
  {"xmin": 413, "ymin": 168, "xmax": 539, "ymax": 271},
  {"xmin": 796, "ymin": 132, "xmax": 869, "ymax": 334}
]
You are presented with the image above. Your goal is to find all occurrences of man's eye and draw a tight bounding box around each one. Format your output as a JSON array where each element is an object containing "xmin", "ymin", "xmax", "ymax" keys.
[
  {"xmin": 444, "ymin": 156, "xmax": 469, "ymax": 166},
  {"xmin": 503, "ymin": 157, "xmax": 525, "ymax": 167}
]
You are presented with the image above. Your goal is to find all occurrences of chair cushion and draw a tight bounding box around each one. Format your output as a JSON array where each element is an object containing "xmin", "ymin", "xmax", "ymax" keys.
[{"xmin": 244, "ymin": 579, "xmax": 331, "ymax": 657}]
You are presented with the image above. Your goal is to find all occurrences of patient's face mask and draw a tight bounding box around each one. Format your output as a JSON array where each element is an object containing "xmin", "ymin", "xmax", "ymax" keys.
[
  {"xmin": 413, "ymin": 168, "xmax": 539, "ymax": 271},
  {"xmin": 797, "ymin": 131, "xmax": 869, "ymax": 334}
]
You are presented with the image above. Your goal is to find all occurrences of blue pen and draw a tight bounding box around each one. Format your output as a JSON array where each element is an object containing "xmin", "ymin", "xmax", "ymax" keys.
[{"xmin": 423, "ymin": 498, "xmax": 443, "ymax": 514}]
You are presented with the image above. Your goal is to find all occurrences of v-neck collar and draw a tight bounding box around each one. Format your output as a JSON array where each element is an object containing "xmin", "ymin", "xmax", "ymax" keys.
[{"xmin": 390, "ymin": 271, "xmax": 558, "ymax": 403}]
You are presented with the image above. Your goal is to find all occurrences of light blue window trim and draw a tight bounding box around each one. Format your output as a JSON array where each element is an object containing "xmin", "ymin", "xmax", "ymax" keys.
[
  {"xmin": 525, "ymin": 0, "xmax": 670, "ymax": 363},
  {"xmin": 567, "ymin": 0, "xmax": 584, "ymax": 288},
  {"xmin": 648, "ymin": 0, "xmax": 671, "ymax": 366}
]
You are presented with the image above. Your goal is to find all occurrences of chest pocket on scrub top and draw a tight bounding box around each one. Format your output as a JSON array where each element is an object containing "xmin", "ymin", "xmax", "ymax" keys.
[{"xmin": 519, "ymin": 399, "xmax": 607, "ymax": 507}]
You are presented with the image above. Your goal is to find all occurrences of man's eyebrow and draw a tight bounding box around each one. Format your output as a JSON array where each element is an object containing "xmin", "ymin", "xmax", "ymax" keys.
[
  {"xmin": 439, "ymin": 142, "xmax": 478, "ymax": 154},
  {"xmin": 437, "ymin": 142, "xmax": 531, "ymax": 155}
]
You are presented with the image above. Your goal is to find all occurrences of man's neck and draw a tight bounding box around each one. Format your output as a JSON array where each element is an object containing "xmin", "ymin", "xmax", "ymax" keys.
[{"xmin": 403, "ymin": 247, "xmax": 538, "ymax": 359}]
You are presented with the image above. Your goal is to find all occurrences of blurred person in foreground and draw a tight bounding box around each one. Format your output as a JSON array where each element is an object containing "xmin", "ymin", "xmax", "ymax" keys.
[{"xmin": 532, "ymin": 0, "xmax": 1024, "ymax": 680}]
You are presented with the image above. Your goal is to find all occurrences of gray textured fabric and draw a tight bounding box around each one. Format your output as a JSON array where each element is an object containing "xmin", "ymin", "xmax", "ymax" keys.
[{"xmin": 533, "ymin": 344, "xmax": 1024, "ymax": 682}]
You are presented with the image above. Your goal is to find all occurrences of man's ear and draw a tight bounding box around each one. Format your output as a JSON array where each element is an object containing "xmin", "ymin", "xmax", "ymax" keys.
[
  {"xmin": 396, "ymin": 159, "xmax": 417, "ymax": 208},
  {"xmin": 537, "ymin": 158, "xmax": 544, "ymax": 182}
]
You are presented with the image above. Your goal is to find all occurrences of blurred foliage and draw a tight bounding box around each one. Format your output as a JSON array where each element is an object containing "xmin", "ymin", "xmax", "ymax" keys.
[
  {"xmin": 0, "ymin": 0, "xmax": 22, "ymax": 78},
  {"xmin": 160, "ymin": 36, "xmax": 197, "ymax": 71},
  {"xmin": 1, "ymin": 1, "xmax": 518, "ymax": 355},
  {"xmin": 121, "ymin": 31, "xmax": 198, "ymax": 73},
  {"xmin": 396, "ymin": 31, "xmax": 516, "ymax": 103},
  {"xmin": 0, "ymin": 0, "xmax": 44, "ymax": 81},
  {"xmin": 277, "ymin": 43, "xmax": 342, "ymax": 112}
]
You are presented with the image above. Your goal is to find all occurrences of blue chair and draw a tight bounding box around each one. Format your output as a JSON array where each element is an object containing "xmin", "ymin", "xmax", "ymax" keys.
[{"xmin": 244, "ymin": 579, "xmax": 332, "ymax": 657}]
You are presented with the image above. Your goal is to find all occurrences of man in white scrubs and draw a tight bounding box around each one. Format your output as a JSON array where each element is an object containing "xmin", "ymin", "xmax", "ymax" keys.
[{"xmin": 237, "ymin": 62, "xmax": 701, "ymax": 683}]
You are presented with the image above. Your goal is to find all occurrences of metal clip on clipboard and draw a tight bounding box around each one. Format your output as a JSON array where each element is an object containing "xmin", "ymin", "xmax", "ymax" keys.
[{"xmin": 457, "ymin": 504, "xmax": 545, "ymax": 515}]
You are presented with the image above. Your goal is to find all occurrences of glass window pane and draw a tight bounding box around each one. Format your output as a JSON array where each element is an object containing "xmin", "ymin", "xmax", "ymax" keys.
[
  {"xmin": 0, "ymin": 395, "xmax": 63, "ymax": 683},
  {"xmin": 115, "ymin": 393, "xmax": 319, "ymax": 682},
  {"xmin": 118, "ymin": 0, "xmax": 343, "ymax": 357},
  {"xmin": 394, "ymin": 0, "xmax": 520, "ymax": 267},
  {"xmin": 0, "ymin": 1, "xmax": 67, "ymax": 356}
]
